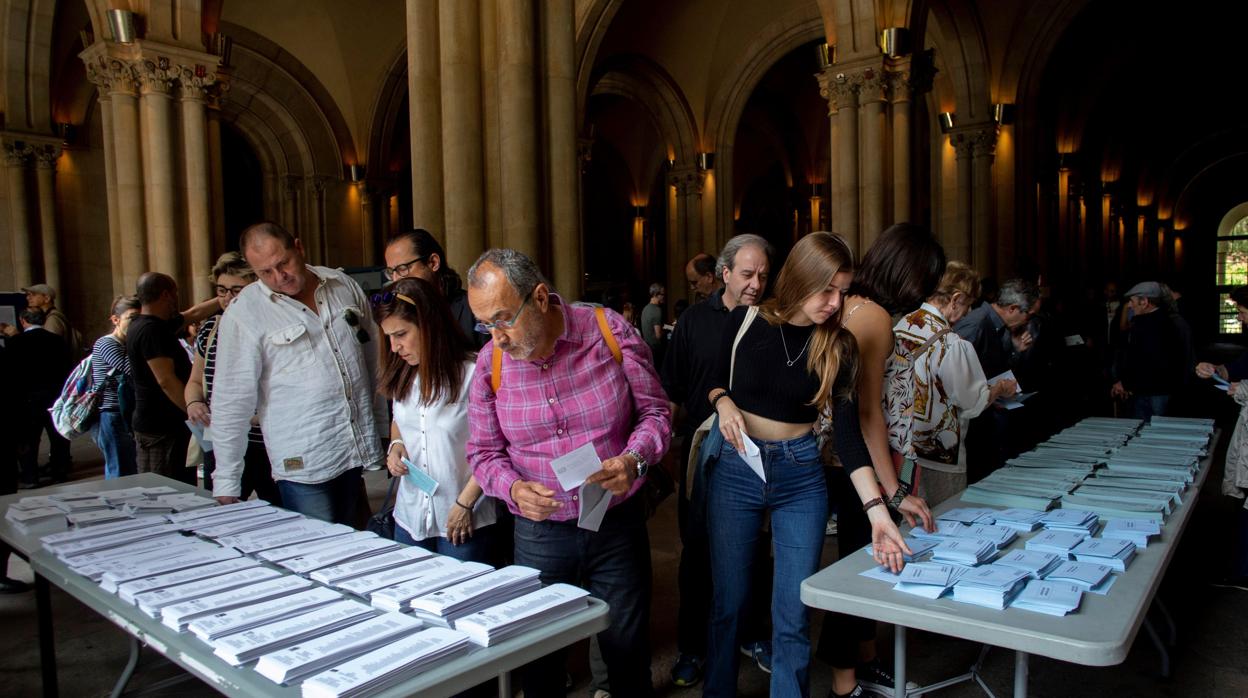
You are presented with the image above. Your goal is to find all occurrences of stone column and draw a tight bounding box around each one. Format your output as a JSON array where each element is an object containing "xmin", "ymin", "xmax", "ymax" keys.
[
  {"xmin": 361, "ymin": 186, "xmax": 376, "ymax": 265},
  {"xmin": 406, "ymin": 0, "xmax": 445, "ymax": 237},
  {"xmin": 3, "ymin": 141, "xmax": 33, "ymax": 288},
  {"xmin": 497, "ymin": 0, "xmax": 540, "ymax": 259},
  {"xmin": 179, "ymin": 78, "xmax": 213, "ymax": 299},
  {"xmin": 102, "ymin": 64, "xmax": 148, "ymax": 292},
  {"xmin": 438, "ymin": 0, "xmax": 486, "ymax": 274},
  {"xmin": 307, "ymin": 176, "xmax": 330, "ymax": 265},
  {"xmin": 33, "ymin": 145, "xmax": 62, "ymax": 292},
  {"xmin": 543, "ymin": 0, "xmax": 581, "ymax": 298},
  {"xmin": 97, "ymin": 93, "xmax": 125, "ymax": 295},
  {"xmin": 667, "ymin": 167, "xmax": 696, "ymax": 307},
  {"xmin": 282, "ymin": 175, "xmax": 302, "ymax": 237},
  {"xmin": 971, "ymin": 125, "xmax": 998, "ymax": 276},
  {"xmin": 818, "ymin": 68, "xmax": 861, "ymax": 254},
  {"xmin": 858, "ymin": 68, "xmax": 887, "ymax": 250},
  {"xmin": 888, "ymin": 69, "xmax": 912, "ymax": 223},
  {"xmin": 138, "ymin": 58, "xmax": 179, "ymax": 284},
  {"xmin": 207, "ymin": 95, "xmax": 227, "ymax": 253},
  {"xmin": 949, "ymin": 130, "xmax": 975, "ymax": 264}
]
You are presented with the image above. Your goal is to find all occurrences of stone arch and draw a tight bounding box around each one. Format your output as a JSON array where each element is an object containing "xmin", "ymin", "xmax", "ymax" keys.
[
  {"xmin": 588, "ymin": 55, "xmax": 699, "ymax": 169},
  {"xmin": 573, "ymin": 0, "xmax": 626, "ymax": 122},
  {"xmin": 924, "ymin": 0, "xmax": 991, "ymax": 121},
  {"xmin": 364, "ymin": 42, "xmax": 409, "ymax": 180},
  {"xmin": 2, "ymin": 0, "xmax": 58, "ymax": 134},
  {"xmin": 1216, "ymin": 202, "xmax": 1248, "ymax": 238}
]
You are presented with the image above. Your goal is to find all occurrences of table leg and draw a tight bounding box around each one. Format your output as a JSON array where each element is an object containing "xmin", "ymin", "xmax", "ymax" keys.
[
  {"xmin": 895, "ymin": 625, "xmax": 907, "ymax": 697},
  {"xmin": 109, "ymin": 637, "xmax": 141, "ymax": 698},
  {"xmin": 497, "ymin": 670, "xmax": 511, "ymax": 698},
  {"xmin": 1013, "ymin": 651, "xmax": 1028, "ymax": 698},
  {"xmin": 36, "ymin": 573, "xmax": 58, "ymax": 698}
]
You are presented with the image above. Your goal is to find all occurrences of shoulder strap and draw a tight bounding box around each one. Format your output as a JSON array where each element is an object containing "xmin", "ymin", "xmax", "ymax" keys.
[
  {"xmin": 906, "ymin": 326, "xmax": 953, "ymax": 362},
  {"xmin": 202, "ymin": 319, "xmax": 220, "ymax": 394},
  {"xmin": 729, "ymin": 306, "xmax": 759, "ymax": 389},
  {"xmin": 490, "ymin": 343, "xmax": 503, "ymax": 393},
  {"xmin": 489, "ymin": 305, "xmax": 623, "ymax": 394}
]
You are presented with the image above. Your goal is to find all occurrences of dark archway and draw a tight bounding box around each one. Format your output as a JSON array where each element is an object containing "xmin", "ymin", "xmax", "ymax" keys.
[{"xmin": 220, "ymin": 124, "xmax": 265, "ymax": 251}]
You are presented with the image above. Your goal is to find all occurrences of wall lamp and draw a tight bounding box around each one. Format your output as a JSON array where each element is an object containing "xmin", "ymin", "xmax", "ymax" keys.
[
  {"xmin": 347, "ymin": 164, "xmax": 365, "ymax": 182},
  {"xmin": 696, "ymin": 152, "xmax": 715, "ymax": 172},
  {"xmin": 992, "ymin": 103, "xmax": 1016, "ymax": 125},
  {"xmin": 107, "ymin": 9, "xmax": 137, "ymax": 44},
  {"xmin": 880, "ymin": 28, "xmax": 910, "ymax": 58},
  {"xmin": 938, "ymin": 112, "xmax": 956, "ymax": 133},
  {"xmin": 633, "ymin": 205, "xmax": 647, "ymax": 219},
  {"xmin": 816, "ymin": 43, "xmax": 836, "ymax": 69},
  {"xmin": 56, "ymin": 123, "xmax": 74, "ymax": 146}
]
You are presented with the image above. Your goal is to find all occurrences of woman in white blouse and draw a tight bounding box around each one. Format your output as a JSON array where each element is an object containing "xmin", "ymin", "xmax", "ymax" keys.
[
  {"xmin": 375, "ymin": 277, "xmax": 497, "ymax": 561},
  {"xmin": 887, "ymin": 262, "xmax": 1018, "ymax": 506}
]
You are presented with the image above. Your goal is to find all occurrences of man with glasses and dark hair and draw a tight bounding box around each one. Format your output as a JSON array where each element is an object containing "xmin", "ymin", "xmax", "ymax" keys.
[
  {"xmin": 465, "ymin": 248, "xmax": 671, "ymax": 698},
  {"xmin": 383, "ymin": 228, "xmax": 483, "ymax": 347},
  {"xmin": 209, "ymin": 222, "xmax": 386, "ymax": 524}
]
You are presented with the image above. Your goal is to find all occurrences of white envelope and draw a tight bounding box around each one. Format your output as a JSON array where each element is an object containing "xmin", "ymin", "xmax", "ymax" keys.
[
  {"xmin": 739, "ymin": 428, "xmax": 766, "ymax": 483},
  {"xmin": 577, "ymin": 482, "xmax": 612, "ymax": 532}
]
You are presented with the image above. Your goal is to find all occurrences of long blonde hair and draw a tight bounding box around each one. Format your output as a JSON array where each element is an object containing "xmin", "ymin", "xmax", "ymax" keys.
[{"xmin": 757, "ymin": 231, "xmax": 857, "ymax": 408}]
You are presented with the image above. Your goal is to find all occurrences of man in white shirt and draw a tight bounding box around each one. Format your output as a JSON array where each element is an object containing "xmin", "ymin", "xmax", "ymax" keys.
[{"xmin": 210, "ymin": 222, "xmax": 386, "ymax": 524}]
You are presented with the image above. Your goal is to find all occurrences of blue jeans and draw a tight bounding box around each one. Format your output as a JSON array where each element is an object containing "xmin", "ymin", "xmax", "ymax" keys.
[
  {"xmin": 512, "ymin": 495, "xmax": 653, "ymax": 697},
  {"xmin": 395, "ymin": 522, "xmax": 498, "ymax": 565},
  {"xmin": 705, "ymin": 433, "xmax": 827, "ymax": 698},
  {"xmin": 1237, "ymin": 508, "xmax": 1248, "ymax": 578},
  {"xmin": 94, "ymin": 410, "xmax": 137, "ymax": 480},
  {"xmin": 1131, "ymin": 394, "xmax": 1170, "ymax": 420},
  {"xmin": 276, "ymin": 467, "xmax": 362, "ymax": 524}
]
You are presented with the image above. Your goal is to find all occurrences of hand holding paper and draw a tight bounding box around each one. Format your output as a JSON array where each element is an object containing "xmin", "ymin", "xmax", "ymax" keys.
[{"xmin": 738, "ymin": 428, "xmax": 766, "ymax": 483}]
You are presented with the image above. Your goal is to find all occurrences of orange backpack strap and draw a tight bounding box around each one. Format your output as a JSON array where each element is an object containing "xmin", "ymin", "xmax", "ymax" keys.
[
  {"xmin": 594, "ymin": 307, "xmax": 623, "ymax": 364},
  {"xmin": 490, "ymin": 343, "xmax": 503, "ymax": 393}
]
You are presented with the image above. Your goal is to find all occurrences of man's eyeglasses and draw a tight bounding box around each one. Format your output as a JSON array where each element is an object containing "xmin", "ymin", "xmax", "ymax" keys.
[
  {"xmin": 383, "ymin": 256, "xmax": 427, "ymax": 281},
  {"xmin": 474, "ymin": 293, "xmax": 533, "ymax": 335},
  {"xmin": 343, "ymin": 310, "xmax": 370, "ymax": 344},
  {"xmin": 215, "ymin": 285, "xmax": 246, "ymax": 298}
]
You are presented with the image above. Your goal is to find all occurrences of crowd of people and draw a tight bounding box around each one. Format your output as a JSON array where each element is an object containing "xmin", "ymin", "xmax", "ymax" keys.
[{"xmin": 2, "ymin": 218, "xmax": 1245, "ymax": 697}]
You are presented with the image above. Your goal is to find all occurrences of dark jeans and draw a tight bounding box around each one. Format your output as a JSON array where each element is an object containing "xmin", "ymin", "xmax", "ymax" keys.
[
  {"xmin": 1131, "ymin": 394, "xmax": 1170, "ymax": 420},
  {"xmin": 816, "ymin": 466, "xmax": 878, "ymax": 669},
  {"xmin": 94, "ymin": 410, "xmax": 137, "ymax": 479},
  {"xmin": 706, "ymin": 434, "xmax": 827, "ymax": 698},
  {"xmin": 1237, "ymin": 507, "xmax": 1248, "ymax": 579},
  {"xmin": 512, "ymin": 495, "xmax": 653, "ymax": 698},
  {"xmin": 396, "ymin": 523, "xmax": 498, "ymax": 565},
  {"xmin": 19, "ymin": 408, "xmax": 71, "ymax": 484},
  {"xmin": 134, "ymin": 428, "xmax": 195, "ymax": 485},
  {"xmin": 276, "ymin": 467, "xmax": 362, "ymax": 525},
  {"xmin": 203, "ymin": 442, "xmax": 281, "ymax": 505}
]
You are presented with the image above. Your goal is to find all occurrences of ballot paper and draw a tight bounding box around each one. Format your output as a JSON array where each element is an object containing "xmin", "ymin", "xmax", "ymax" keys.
[
  {"xmin": 950, "ymin": 564, "xmax": 1031, "ymax": 609},
  {"xmin": 258, "ymin": 531, "xmax": 374, "ymax": 563},
  {"xmin": 577, "ymin": 481, "xmax": 612, "ymax": 532},
  {"xmin": 1043, "ymin": 560, "xmax": 1115, "ymax": 591},
  {"xmin": 191, "ymin": 509, "xmax": 303, "ymax": 538},
  {"xmin": 253, "ymin": 611, "xmax": 425, "ymax": 685},
  {"xmin": 161, "ymin": 575, "xmax": 314, "ymax": 631},
  {"xmin": 189, "ymin": 586, "xmax": 344, "ymax": 641},
  {"xmin": 99, "ymin": 543, "xmax": 242, "ymax": 591},
  {"xmin": 168, "ymin": 504, "xmax": 282, "ymax": 532},
  {"xmin": 136, "ymin": 566, "xmax": 285, "ymax": 616},
  {"xmin": 309, "ymin": 547, "xmax": 436, "ymax": 586},
  {"xmin": 5, "ymin": 506, "xmax": 67, "ymax": 533},
  {"xmin": 277, "ymin": 536, "xmax": 400, "ymax": 575},
  {"xmin": 299, "ymin": 627, "xmax": 471, "ymax": 698},
  {"xmin": 865, "ymin": 536, "xmax": 938, "ymax": 563},
  {"xmin": 408, "ymin": 565, "xmax": 540, "ymax": 623},
  {"xmin": 64, "ymin": 535, "xmax": 206, "ymax": 579},
  {"xmin": 550, "ymin": 442, "xmax": 602, "ymax": 491},
  {"xmin": 994, "ymin": 549, "xmax": 1063, "ymax": 579},
  {"xmin": 910, "ymin": 520, "xmax": 974, "ymax": 540},
  {"xmin": 369, "ymin": 561, "xmax": 493, "ymax": 612},
  {"xmin": 164, "ymin": 498, "xmax": 270, "ymax": 525},
  {"xmin": 452, "ymin": 583, "xmax": 590, "ymax": 646},
  {"xmin": 64, "ymin": 509, "xmax": 133, "ymax": 527},
  {"xmin": 858, "ymin": 566, "xmax": 904, "ymax": 584},
  {"xmin": 1025, "ymin": 529, "xmax": 1089, "ymax": 555},
  {"xmin": 1010, "ymin": 580, "xmax": 1084, "ymax": 616},
  {"xmin": 212, "ymin": 599, "xmax": 377, "ymax": 666},
  {"xmin": 1070, "ymin": 537, "xmax": 1136, "ymax": 572},
  {"xmin": 1100, "ymin": 518, "xmax": 1160, "ymax": 548},
  {"xmin": 217, "ymin": 521, "xmax": 355, "ymax": 554},
  {"xmin": 990, "ymin": 508, "xmax": 1048, "ymax": 532},
  {"xmin": 332, "ymin": 556, "xmax": 459, "ymax": 596},
  {"xmin": 937, "ymin": 508, "xmax": 998, "ymax": 524},
  {"xmin": 1039, "ymin": 509, "xmax": 1099, "ymax": 534},
  {"xmin": 47, "ymin": 522, "xmax": 184, "ymax": 557},
  {"xmin": 893, "ymin": 562, "xmax": 968, "ymax": 600},
  {"xmin": 400, "ymin": 457, "xmax": 440, "ymax": 496},
  {"xmin": 117, "ymin": 557, "xmax": 263, "ymax": 604},
  {"xmin": 930, "ymin": 537, "xmax": 997, "ymax": 565},
  {"xmin": 739, "ymin": 428, "xmax": 766, "ymax": 482}
]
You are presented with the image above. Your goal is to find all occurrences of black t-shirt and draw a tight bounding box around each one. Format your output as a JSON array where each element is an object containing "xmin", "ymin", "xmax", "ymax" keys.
[
  {"xmin": 126, "ymin": 313, "xmax": 191, "ymax": 434},
  {"xmin": 661, "ymin": 288, "xmax": 732, "ymax": 434}
]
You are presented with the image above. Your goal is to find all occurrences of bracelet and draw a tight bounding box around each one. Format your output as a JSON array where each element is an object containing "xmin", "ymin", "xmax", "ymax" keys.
[
  {"xmin": 454, "ymin": 499, "xmax": 473, "ymax": 512},
  {"xmin": 861, "ymin": 497, "xmax": 886, "ymax": 513},
  {"xmin": 186, "ymin": 399, "xmax": 206, "ymax": 408},
  {"xmin": 387, "ymin": 439, "xmax": 405, "ymax": 453},
  {"xmin": 710, "ymin": 390, "xmax": 731, "ymax": 410},
  {"xmin": 888, "ymin": 481, "xmax": 911, "ymax": 510}
]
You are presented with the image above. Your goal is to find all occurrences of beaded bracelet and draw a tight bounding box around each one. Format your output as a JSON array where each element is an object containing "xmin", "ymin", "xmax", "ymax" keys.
[{"xmin": 861, "ymin": 497, "xmax": 886, "ymax": 512}]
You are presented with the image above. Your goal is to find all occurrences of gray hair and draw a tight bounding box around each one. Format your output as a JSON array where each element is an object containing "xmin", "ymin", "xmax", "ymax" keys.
[
  {"xmin": 997, "ymin": 278, "xmax": 1040, "ymax": 312},
  {"xmin": 467, "ymin": 248, "xmax": 553, "ymax": 297},
  {"xmin": 648, "ymin": 283, "xmax": 665, "ymax": 297},
  {"xmin": 716, "ymin": 234, "xmax": 774, "ymax": 277}
]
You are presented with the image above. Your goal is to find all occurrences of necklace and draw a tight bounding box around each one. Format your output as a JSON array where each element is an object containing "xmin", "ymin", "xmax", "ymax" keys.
[{"xmin": 780, "ymin": 324, "xmax": 813, "ymax": 367}]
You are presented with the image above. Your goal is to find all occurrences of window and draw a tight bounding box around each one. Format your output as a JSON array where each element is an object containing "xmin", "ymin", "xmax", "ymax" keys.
[{"xmin": 1215, "ymin": 217, "xmax": 1248, "ymax": 334}]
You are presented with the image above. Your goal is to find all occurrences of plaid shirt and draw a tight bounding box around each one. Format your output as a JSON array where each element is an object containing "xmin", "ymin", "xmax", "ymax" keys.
[{"xmin": 467, "ymin": 299, "xmax": 671, "ymax": 521}]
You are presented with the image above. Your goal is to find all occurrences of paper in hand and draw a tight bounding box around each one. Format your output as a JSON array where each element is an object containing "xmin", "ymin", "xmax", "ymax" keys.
[
  {"xmin": 550, "ymin": 442, "xmax": 602, "ymax": 491},
  {"xmin": 739, "ymin": 428, "xmax": 766, "ymax": 483},
  {"xmin": 577, "ymin": 481, "xmax": 612, "ymax": 532}
]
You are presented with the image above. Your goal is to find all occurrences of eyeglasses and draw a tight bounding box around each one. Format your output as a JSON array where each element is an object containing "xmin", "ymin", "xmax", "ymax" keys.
[
  {"xmin": 383, "ymin": 256, "xmax": 427, "ymax": 281},
  {"xmin": 370, "ymin": 291, "xmax": 418, "ymax": 308},
  {"xmin": 215, "ymin": 285, "xmax": 247, "ymax": 298},
  {"xmin": 474, "ymin": 293, "xmax": 533, "ymax": 335},
  {"xmin": 342, "ymin": 310, "xmax": 371, "ymax": 344}
]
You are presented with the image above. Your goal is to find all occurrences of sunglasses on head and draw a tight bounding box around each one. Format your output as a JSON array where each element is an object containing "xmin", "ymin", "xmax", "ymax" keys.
[{"xmin": 370, "ymin": 291, "xmax": 418, "ymax": 308}]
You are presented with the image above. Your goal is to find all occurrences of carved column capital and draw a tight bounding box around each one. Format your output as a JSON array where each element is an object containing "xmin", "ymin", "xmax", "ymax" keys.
[
  {"xmin": 137, "ymin": 55, "xmax": 177, "ymax": 96},
  {"xmin": 33, "ymin": 144, "xmax": 63, "ymax": 169},
  {"xmin": 817, "ymin": 66, "xmax": 864, "ymax": 114},
  {"xmin": 3, "ymin": 139, "xmax": 32, "ymax": 167},
  {"xmin": 283, "ymin": 174, "xmax": 304, "ymax": 198},
  {"xmin": 310, "ymin": 175, "xmax": 333, "ymax": 195},
  {"xmin": 667, "ymin": 166, "xmax": 705, "ymax": 197},
  {"xmin": 950, "ymin": 123, "xmax": 998, "ymax": 159},
  {"xmin": 85, "ymin": 56, "xmax": 141, "ymax": 95}
]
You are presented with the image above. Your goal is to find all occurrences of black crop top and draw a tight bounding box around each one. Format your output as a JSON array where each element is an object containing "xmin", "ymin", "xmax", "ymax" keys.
[{"xmin": 712, "ymin": 306, "xmax": 872, "ymax": 473}]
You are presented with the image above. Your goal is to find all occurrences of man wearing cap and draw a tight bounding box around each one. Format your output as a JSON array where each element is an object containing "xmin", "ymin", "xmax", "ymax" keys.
[
  {"xmin": 1111, "ymin": 281, "xmax": 1194, "ymax": 418},
  {"xmin": 22, "ymin": 284, "xmax": 78, "ymax": 355}
]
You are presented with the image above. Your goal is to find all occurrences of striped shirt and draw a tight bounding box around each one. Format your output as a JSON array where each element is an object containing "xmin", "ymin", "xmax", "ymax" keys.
[
  {"xmin": 467, "ymin": 298, "xmax": 671, "ymax": 521},
  {"xmin": 195, "ymin": 316, "xmax": 264, "ymax": 444},
  {"xmin": 91, "ymin": 335, "xmax": 129, "ymax": 410}
]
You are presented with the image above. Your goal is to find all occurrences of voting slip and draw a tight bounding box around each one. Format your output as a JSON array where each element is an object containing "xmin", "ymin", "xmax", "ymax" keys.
[
  {"xmin": 893, "ymin": 562, "xmax": 968, "ymax": 600},
  {"xmin": 47, "ymin": 522, "xmax": 184, "ymax": 558},
  {"xmin": 994, "ymin": 549, "xmax": 1063, "ymax": 579},
  {"xmin": 1100, "ymin": 518, "xmax": 1160, "ymax": 548},
  {"xmin": 550, "ymin": 441, "xmax": 603, "ymax": 491},
  {"xmin": 5, "ymin": 506, "xmax": 67, "ymax": 533},
  {"xmin": 253, "ymin": 611, "xmax": 425, "ymax": 685},
  {"xmin": 218, "ymin": 521, "xmax": 355, "ymax": 554},
  {"xmin": 859, "ymin": 566, "xmax": 903, "ymax": 584},
  {"xmin": 959, "ymin": 486, "xmax": 1058, "ymax": 512},
  {"xmin": 930, "ymin": 537, "xmax": 997, "ymax": 565},
  {"xmin": 118, "ymin": 557, "xmax": 263, "ymax": 604},
  {"xmin": 408, "ymin": 565, "xmax": 541, "ymax": 623},
  {"xmin": 299, "ymin": 627, "xmax": 471, "ymax": 698},
  {"xmin": 452, "ymin": 583, "xmax": 590, "ymax": 647},
  {"xmin": 950, "ymin": 564, "xmax": 1031, "ymax": 609},
  {"xmin": 577, "ymin": 481, "xmax": 612, "ymax": 532},
  {"xmin": 11, "ymin": 495, "xmax": 58, "ymax": 510},
  {"xmin": 369, "ymin": 561, "xmax": 494, "ymax": 612},
  {"xmin": 1039, "ymin": 509, "xmax": 1099, "ymax": 534},
  {"xmin": 170, "ymin": 504, "xmax": 282, "ymax": 532},
  {"xmin": 165, "ymin": 498, "xmax": 271, "ymax": 525},
  {"xmin": 99, "ymin": 543, "xmax": 242, "ymax": 591},
  {"xmin": 48, "ymin": 490, "xmax": 109, "ymax": 502},
  {"xmin": 276, "ymin": 536, "xmax": 400, "ymax": 575},
  {"xmin": 951, "ymin": 524, "xmax": 1017, "ymax": 548},
  {"xmin": 990, "ymin": 508, "xmax": 1048, "ymax": 532},
  {"xmin": 910, "ymin": 520, "xmax": 973, "ymax": 540},
  {"xmin": 212, "ymin": 599, "xmax": 377, "ymax": 666},
  {"xmin": 1058, "ymin": 494, "xmax": 1166, "ymax": 523},
  {"xmin": 123, "ymin": 500, "xmax": 176, "ymax": 516},
  {"xmin": 40, "ymin": 515, "xmax": 167, "ymax": 548},
  {"xmin": 161, "ymin": 574, "xmax": 315, "ymax": 631},
  {"xmin": 65, "ymin": 536, "xmax": 206, "ymax": 580},
  {"xmin": 738, "ymin": 428, "xmax": 766, "ymax": 482},
  {"xmin": 331, "ymin": 555, "xmax": 460, "ymax": 597},
  {"xmin": 1070, "ymin": 537, "xmax": 1136, "ymax": 572},
  {"xmin": 865, "ymin": 536, "xmax": 939, "ymax": 563},
  {"xmin": 64, "ymin": 509, "xmax": 133, "ymax": 528},
  {"xmin": 190, "ymin": 508, "xmax": 303, "ymax": 538},
  {"xmin": 157, "ymin": 494, "xmax": 218, "ymax": 512},
  {"xmin": 309, "ymin": 547, "xmax": 436, "ymax": 586},
  {"xmin": 51, "ymin": 497, "xmax": 110, "ymax": 514},
  {"xmin": 1072, "ymin": 483, "xmax": 1179, "ymax": 509},
  {"xmin": 1025, "ymin": 529, "xmax": 1089, "ymax": 555},
  {"xmin": 136, "ymin": 566, "xmax": 285, "ymax": 616},
  {"xmin": 1010, "ymin": 580, "xmax": 1084, "ymax": 616},
  {"xmin": 1043, "ymin": 560, "xmax": 1115, "ymax": 591},
  {"xmin": 937, "ymin": 508, "xmax": 998, "ymax": 524},
  {"xmin": 257, "ymin": 530, "xmax": 374, "ymax": 563},
  {"xmin": 189, "ymin": 586, "xmax": 344, "ymax": 641}
]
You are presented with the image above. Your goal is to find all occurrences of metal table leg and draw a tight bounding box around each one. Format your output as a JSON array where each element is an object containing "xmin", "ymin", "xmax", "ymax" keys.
[
  {"xmin": 110, "ymin": 637, "xmax": 141, "ymax": 698},
  {"xmin": 36, "ymin": 574, "xmax": 58, "ymax": 698},
  {"xmin": 895, "ymin": 625, "xmax": 907, "ymax": 697},
  {"xmin": 497, "ymin": 669, "xmax": 511, "ymax": 698},
  {"xmin": 1143, "ymin": 617, "xmax": 1171, "ymax": 678},
  {"xmin": 1013, "ymin": 651, "xmax": 1028, "ymax": 698}
]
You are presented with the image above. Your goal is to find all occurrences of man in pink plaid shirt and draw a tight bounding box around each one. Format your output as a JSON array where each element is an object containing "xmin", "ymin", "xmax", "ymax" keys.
[{"xmin": 466, "ymin": 248, "xmax": 670, "ymax": 697}]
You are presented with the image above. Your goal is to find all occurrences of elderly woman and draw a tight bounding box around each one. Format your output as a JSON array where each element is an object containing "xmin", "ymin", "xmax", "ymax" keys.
[
  {"xmin": 885, "ymin": 262, "xmax": 1018, "ymax": 506},
  {"xmin": 92, "ymin": 295, "xmax": 141, "ymax": 479}
]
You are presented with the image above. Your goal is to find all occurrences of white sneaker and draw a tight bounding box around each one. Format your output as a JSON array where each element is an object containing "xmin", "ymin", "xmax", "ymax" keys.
[
  {"xmin": 593, "ymin": 690, "xmax": 612, "ymax": 698},
  {"xmin": 826, "ymin": 516, "xmax": 838, "ymax": 536}
]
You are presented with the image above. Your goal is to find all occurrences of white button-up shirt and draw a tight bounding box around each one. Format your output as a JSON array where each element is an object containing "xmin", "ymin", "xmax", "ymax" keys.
[
  {"xmin": 393, "ymin": 360, "xmax": 496, "ymax": 540},
  {"xmin": 210, "ymin": 265, "xmax": 386, "ymax": 497}
]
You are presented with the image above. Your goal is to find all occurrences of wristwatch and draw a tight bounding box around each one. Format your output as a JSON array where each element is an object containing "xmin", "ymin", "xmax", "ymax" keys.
[{"xmin": 625, "ymin": 449, "xmax": 649, "ymax": 479}]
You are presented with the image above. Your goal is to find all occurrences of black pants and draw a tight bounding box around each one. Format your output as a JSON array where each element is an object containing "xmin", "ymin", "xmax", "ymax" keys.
[
  {"xmin": 203, "ymin": 440, "xmax": 281, "ymax": 504},
  {"xmin": 134, "ymin": 428, "xmax": 196, "ymax": 485},
  {"xmin": 19, "ymin": 408, "xmax": 70, "ymax": 484},
  {"xmin": 816, "ymin": 466, "xmax": 877, "ymax": 669}
]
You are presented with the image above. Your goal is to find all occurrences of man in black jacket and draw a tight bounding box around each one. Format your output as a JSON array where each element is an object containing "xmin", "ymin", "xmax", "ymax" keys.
[
  {"xmin": 1111, "ymin": 281, "xmax": 1194, "ymax": 418},
  {"xmin": 7, "ymin": 308, "xmax": 72, "ymax": 487},
  {"xmin": 0, "ymin": 341, "xmax": 32, "ymax": 592}
]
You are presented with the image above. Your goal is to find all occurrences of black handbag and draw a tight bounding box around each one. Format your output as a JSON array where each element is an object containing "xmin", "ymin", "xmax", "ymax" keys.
[{"xmin": 367, "ymin": 475, "xmax": 401, "ymax": 539}]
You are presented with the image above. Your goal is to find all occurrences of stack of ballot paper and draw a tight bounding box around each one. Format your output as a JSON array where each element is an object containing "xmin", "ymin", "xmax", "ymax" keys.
[
  {"xmin": 190, "ymin": 508, "xmax": 302, "ymax": 538},
  {"xmin": 254, "ymin": 611, "xmax": 425, "ymax": 685},
  {"xmin": 960, "ymin": 480, "xmax": 1063, "ymax": 511},
  {"xmin": 217, "ymin": 520, "xmax": 356, "ymax": 555},
  {"xmin": 276, "ymin": 536, "xmax": 400, "ymax": 575},
  {"xmin": 5, "ymin": 505, "xmax": 67, "ymax": 533},
  {"xmin": 453, "ymin": 583, "xmax": 590, "ymax": 646},
  {"xmin": 1024, "ymin": 529, "xmax": 1088, "ymax": 556},
  {"xmin": 212, "ymin": 599, "xmax": 378, "ymax": 666},
  {"xmin": 65, "ymin": 509, "xmax": 133, "ymax": 528},
  {"xmin": 299, "ymin": 627, "xmax": 471, "ymax": 698},
  {"xmin": 309, "ymin": 547, "xmax": 435, "ymax": 586},
  {"xmin": 50, "ymin": 496, "xmax": 110, "ymax": 514},
  {"xmin": 1040, "ymin": 509, "xmax": 1099, "ymax": 535},
  {"xmin": 1100, "ymin": 518, "xmax": 1160, "ymax": 548},
  {"xmin": 44, "ymin": 521, "xmax": 183, "ymax": 558},
  {"xmin": 408, "ymin": 566, "xmax": 541, "ymax": 625},
  {"xmin": 865, "ymin": 537, "xmax": 938, "ymax": 563},
  {"xmin": 117, "ymin": 557, "xmax": 263, "ymax": 604},
  {"xmin": 937, "ymin": 508, "xmax": 998, "ymax": 524},
  {"xmin": 1010, "ymin": 580, "xmax": 1084, "ymax": 616},
  {"xmin": 948, "ymin": 523, "xmax": 1017, "ymax": 548},
  {"xmin": 911, "ymin": 520, "xmax": 976, "ymax": 541},
  {"xmin": 188, "ymin": 586, "xmax": 344, "ymax": 641},
  {"xmin": 994, "ymin": 549, "xmax": 1063, "ymax": 579},
  {"xmin": 369, "ymin": 561, "xmax": 494, "ymax": 612},
  {"xmin": 135, "ymin": 565, "xmax": 284, "ymax": 617},
  {"xmin": 165, "ymin": 498, "xmax": 270, "ymax": 525},
  {"xmin": 333, "ymin": 556, "xmax": 464, "ymax": 598},
  {"xmin": 930, "ymin": 537, "xmax": 997, "ymax": 565},
  {"xmin": 1043, "ymin": 560, "xmax": 1116, "ymax": 594},
  {"xmin": 1070, "ymin": 537, "xmax": 1136, "ymax": 572},
  {"xmin": 990, "ymin": 508, "xmax": 1048, "ymax": 532},
  {"xmin": 950, "ymin": 564, "xmax": 1031, "ymax": 609},
  {"xmin": 1060, "ymin": 489, "xmax": 1170, "ymax": 523},
  {"xmin": 40, "ymin": 515, "xmax": 166, "ymax": 549},
  {"xmin": 98, "ymin": 542, "xmax": 242, "ymax": 592},
  {"xmin": 892, "ymin": 562, "xmax": 968, "ymax": 599},
  {"xmin": 259, "ymin": 531, "xmax": 383, "ymax": 564},
  {"xmin": 158, "ymin": 493, "xmax": 218, "ymax": 512},
  {"xmin": 162, "ymin": 575, "xmax": 315, "ymax": 631}
]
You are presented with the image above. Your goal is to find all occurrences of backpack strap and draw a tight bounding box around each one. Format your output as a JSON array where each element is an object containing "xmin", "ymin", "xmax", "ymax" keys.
[
  {"xmin": 489, "ymin": 305, "xmax": 623, "ymax": 393},
  {"xmin": 729, "ymin": 306, "xmax": 759, "ymax": 389}
]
